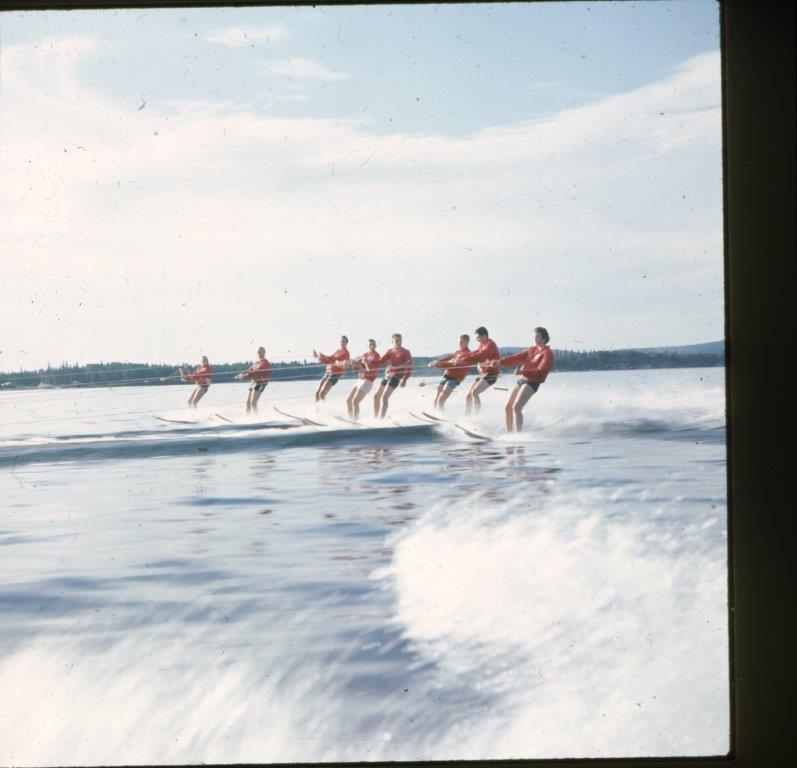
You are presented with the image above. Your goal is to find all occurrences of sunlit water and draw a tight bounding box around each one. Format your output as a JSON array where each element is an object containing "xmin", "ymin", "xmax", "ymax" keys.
[{"xmin": 0, "ymin": 368, "xmax": 729, "ymax": 764}]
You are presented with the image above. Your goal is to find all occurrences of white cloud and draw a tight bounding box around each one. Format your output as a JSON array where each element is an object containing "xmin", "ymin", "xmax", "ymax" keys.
[
  {"xmin": 263, "ymin": 57, "xmax": 348, "ymax": 82},
  {"xmin": 203, "ymin": 25, "xmax": 288, "ymax": 47},
  {"xmin": 0, "ymin": 41, "xmax": 723, "ymax": 370}
]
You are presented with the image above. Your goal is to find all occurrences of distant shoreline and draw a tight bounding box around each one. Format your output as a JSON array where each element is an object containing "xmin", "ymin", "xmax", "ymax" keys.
[{"xmin": 0, "ymin": 346, "xmax": 724, "ymax": 391}]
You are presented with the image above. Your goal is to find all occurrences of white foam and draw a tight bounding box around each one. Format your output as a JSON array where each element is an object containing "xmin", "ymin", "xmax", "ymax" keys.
[{"xmin": 375, "ymin": 485, "xmax": 730, "ymax": 758}]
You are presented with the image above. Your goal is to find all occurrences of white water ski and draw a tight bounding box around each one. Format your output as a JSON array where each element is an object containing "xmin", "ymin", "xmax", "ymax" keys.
[
  {"xmin": 421, "ymin": 411, "xmax": 447, "ymax": 423},
  {"xmin": 410, "ymin": 412, "xmax": 438, "ymax": 424},
  {"xmin": 454, "ymin": 423, "xmax": 492, "ymax": 442},
  {"xmin": 273, "ymin": 406, "xmax": 327, "ymax": 427},
  {"xmin": 153, "ymin": 415, "xmax": 199, "ymax": 425},
  {"xmin": 334, "ymin": 415, "xmax": 362, "ymax": 426},
  {"xmin": 214, "ymin": 413, "xmax": 234, "ymax": 424}
]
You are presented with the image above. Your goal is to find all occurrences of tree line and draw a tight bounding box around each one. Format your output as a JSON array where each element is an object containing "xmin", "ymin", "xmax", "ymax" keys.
[{"xmin": 0, "ymin": 348, "xmax": 724, "ymax": 390}]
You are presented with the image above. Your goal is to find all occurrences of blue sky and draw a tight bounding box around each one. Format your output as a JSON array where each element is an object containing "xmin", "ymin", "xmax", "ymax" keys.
[
  {"xmin": 2, "ymin": 3, "xmax": 719, "ymax": 134},
  {"xmin": 0, "ymin": 2, "xmax": 722, "ymax": 370}
]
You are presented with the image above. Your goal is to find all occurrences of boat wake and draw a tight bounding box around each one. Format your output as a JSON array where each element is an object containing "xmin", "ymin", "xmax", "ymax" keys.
[{"xmin": 0, "ymin": 422, "xmax": 438, "ymax": 467}]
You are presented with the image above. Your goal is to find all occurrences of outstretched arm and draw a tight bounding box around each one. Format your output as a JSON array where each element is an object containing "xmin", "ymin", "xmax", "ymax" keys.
[
  {"xmin": 458, "ymin": 347, "xmax": 489, "ymax": 365},
  {"xmin": 497, "ymin": 351, "xmax": 526, "ymax": 369},
  {"xmin": 428, "ymin": 354, "xmax": 453, "ymax": 368}
]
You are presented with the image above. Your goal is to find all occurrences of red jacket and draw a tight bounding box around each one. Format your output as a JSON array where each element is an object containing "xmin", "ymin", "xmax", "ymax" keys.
[
  {"xmin": 353, "ymin": 350, "xmax": 382, "ymax": 382},
  {"xmin": 318, "ymin": 347, "xmax": 351, "ymax": 374},
  {"xmin": 459, "ymin": 339, "xmax": 500, "ymax": 377},
  {"xmin": 243, "ymin": 358, "xmax": 271, "ymax": 383},
  {"xmin": 499, "ymin": 345, "xmax": 555, "ymax": 383},
  {"xmin": 379, "ymin": 347, "xmax": 413, "ymax": 381},
  {"xmin": 184, "ymin": 363, "xmax": 213, "ymax": 388},
  {"xmin": 433, "ymin": 349, "xmax": 472, "ymax": 383}
]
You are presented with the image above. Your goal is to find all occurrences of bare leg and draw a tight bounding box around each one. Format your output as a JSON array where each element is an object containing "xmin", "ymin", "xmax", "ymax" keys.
[
  {"xmin": 437, "ymin": 386, "xmax": 455, "ymax": 411},
  {"xmin": 510, "ymin": 384, "xmax": 535, "ymax": 432},
  {"xmin": 346, "ymin": 387, "xmax": 357, "ymax": 418},
  {"xmin": 373, "ymin": 385, "xmax": 386, "ymax": 418},
  {"xmin": 351, "ymin": 381, "xmax": 372, "ymax": 420},
  {"xmin": 245, "ymin": 389, "xmax": 254, "ymax": 413},
  {"xmin": 251, "ymin": 385, "xmax": 266, "ymax": 412},
  {"xmin": 318, "ymin": 379, "xmax": 336, "ymax": 402},
  {"xmin": 505, "ymin": 385, "xmax": 523, "ymax": 432},
  {"xmin": 314, "ymin": 377, "xmax": 328, "ymax": 403},
  {"xmin": 466, "ymin": 378, "xmax": 492, "ymax": 415},
  {"xmin": 379, "ymin": 386, "xmax": 396, "ymax": 419},
  {"xmin": 433, "ymin": 383, "xmax": 446, "ymax": 409},
  {"xmin": 515, "ymin": 384, "xmax": 534, "ymax": 432},
  {"xmin": 352, "ymin": 394, "xmax": 363, "ymax": 419}
]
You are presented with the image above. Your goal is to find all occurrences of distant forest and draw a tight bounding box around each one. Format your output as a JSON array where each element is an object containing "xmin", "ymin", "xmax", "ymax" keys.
[{"xmin": 0, "ymin": 347, "xmax": 724, "ymax": 390}]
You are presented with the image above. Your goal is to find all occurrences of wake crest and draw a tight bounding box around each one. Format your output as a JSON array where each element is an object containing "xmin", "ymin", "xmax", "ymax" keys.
[{"xmin": 0, "ymin": 423, "xmax": 437, "ymax": 468}]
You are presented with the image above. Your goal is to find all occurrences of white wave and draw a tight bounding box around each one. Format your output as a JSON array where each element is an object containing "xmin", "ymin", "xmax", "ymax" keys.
[
  {"xmin": 0, "ymin": 621, "xmax": 327, "ymax": 766},
  {"xmin": 374, "ymin": 485, "xmax": 730, "ymax": 758}
]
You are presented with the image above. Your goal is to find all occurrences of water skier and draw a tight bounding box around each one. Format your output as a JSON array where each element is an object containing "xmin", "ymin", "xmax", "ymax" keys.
[
  {"xmin": 235, "ymin": 346, "xmax": 271, "ymax": 413},
  {"xmin": 180, "ymin": 356, "xmax": 213, "ymax": 408},
  {"xmin": 373, "ymin": 333, "xmax": 413, "ymax": 419},
  {"xmin": 313, "ymin": 336, "xmax": 351, "ymax": 403},
  {"xmin": 345, "ymin": 339, "xmax": 382, "ymax": 420},
  {"xmin": 428, "ymin": 334, "xmax": 472, "ymax": 411},
  {"xmin": 493, "ymin": 327, "xmax": 555, "ymax": 432},
  {"xmin": 458, "ymin": 326, "xmax": 501, "ymax": 414}
]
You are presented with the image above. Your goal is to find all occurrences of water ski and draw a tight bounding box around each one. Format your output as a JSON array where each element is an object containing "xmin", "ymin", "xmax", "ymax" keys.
[
  {"xmin": 214, "ymin": 413, "xmax": 234, "ymax": 424},
  {"xmin": 421, "ymin": 411, "xmax": 447, "ymax": 423},
  {"xmin": 454, "ymin": 423, "xmax": 492, "ymax": 442},
  {"xmin": 153, "ymin": 415, "xmax": 198, "ymax": 425},
  {"xmin": 334, "ymin": 415, "xmax": 361, "ymax": 426},
  {"xmin": 410, "ymin": 411, "xmax": 437, "ymax": 424},
  {"xmin": 273, "ymin": 406, "xmax": 326, "ymax": 427}
]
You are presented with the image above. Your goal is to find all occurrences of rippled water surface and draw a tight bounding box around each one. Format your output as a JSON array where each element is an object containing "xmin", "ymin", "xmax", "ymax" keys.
[{"xmin": 0, "ymin": 368, "xmax": 729, "ymax": 764}]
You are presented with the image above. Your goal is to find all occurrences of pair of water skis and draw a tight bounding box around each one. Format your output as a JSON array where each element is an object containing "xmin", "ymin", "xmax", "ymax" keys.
[
  {"xmin": 273, "ymin": 406, "xmax": 327, "ymax": 427},
  {"xmin": 152, "ymin": 413, "xmax": 295, "ymax": 430},
  {"xmin": 153, "ymin": 413, "xmax": 243, "ymax": 426},
  {"xmin": 411, "ymin": 411, "xmax": 492, "ymax": 442},
  {"xmin": 153, "ymin": 415, "xmax": 200, "ymax": 425},
  {"xmin": 275, "ymin": 407, "xmax": 406, "ymax": 429},
  {"xmin": 153, "ymin": 413, "xmax": 237, "ymax": 426}
]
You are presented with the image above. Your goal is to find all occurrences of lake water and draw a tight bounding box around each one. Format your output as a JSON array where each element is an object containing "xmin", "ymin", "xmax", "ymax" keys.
[{"xmin": 0, "ymin": 367, "xmax": 729, "ymax": 764}]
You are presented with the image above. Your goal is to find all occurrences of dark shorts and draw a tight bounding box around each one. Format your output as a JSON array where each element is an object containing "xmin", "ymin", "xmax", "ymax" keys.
[
  {"xmin": 517, "ymin": 379, "xmax": 540, "ymax": 393},
  {"xmin": 321, "ymin": 373, "xmax": 341, "ymax": 386},
  {"xmin": 440, "ymin": 375, "xmax": 461, "ymax": 390},
  {"xmin": 196, "ymin": 384, "xmax": 209, "ymax": 390},
  {"xmin": 381, "ymin": 376, "xmax": 401, "ymax": 388},
  {"xmin": 249, "ymin": 382, "xmax": 267, "ymax": 393},
  {"xmin": 478, "ymin": 374, "xmax": 498, "ymax": 386}
]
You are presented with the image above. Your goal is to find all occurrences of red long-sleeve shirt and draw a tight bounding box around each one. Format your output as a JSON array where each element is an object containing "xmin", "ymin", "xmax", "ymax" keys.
[
  {"xmin": 318, "ymin": 348, "xmax": 351, "ymax": 374},
  {"xmin": 184, "ymin": 363, "xmax": 213, "ymax": 388},
  {"xmin": 434, "ymin": 349, "xmax": 472, "ymax": 383},
  {"xmin": 353, "ymin": 350, "xmax": 382, "ymax": 382},
  {"xmin": 499, "ymin": 345, "xmax": 555, "ymax": 383},
  {"xmin": 379, "ymin": 347, "xmax": 413, "ymax": 381},
  {"xmin": 243, "ymin": 358, "xmax": 271, "ymax": 383},
  {"xmin": 458, "ymin": 339, "xmax": 500, "ymax": 377}
]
